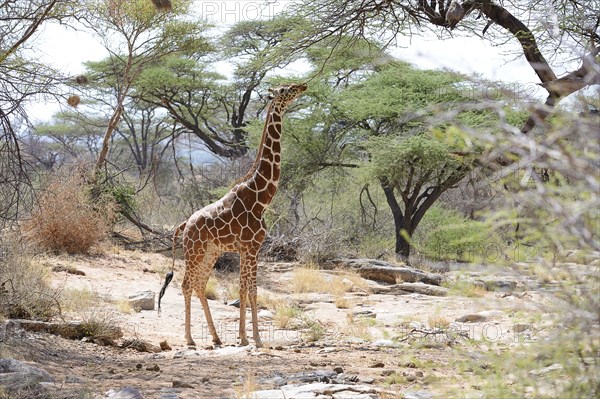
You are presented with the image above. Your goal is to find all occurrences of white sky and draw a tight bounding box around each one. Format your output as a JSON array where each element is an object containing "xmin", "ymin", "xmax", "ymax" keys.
[{"xmin": 28, "ymin": 1, "xmax": 553, "ymax": 122}]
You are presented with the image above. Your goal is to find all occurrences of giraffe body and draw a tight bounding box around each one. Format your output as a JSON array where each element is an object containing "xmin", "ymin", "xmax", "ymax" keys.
[{"xmin": 166, "ymin": 83, "xmax": 306, "ymax": 347}]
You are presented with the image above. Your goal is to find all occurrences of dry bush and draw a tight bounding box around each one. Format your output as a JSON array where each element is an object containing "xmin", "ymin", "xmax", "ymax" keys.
[
  {"xmin": 0, "ymin": 233, "xmax": 62, "ymax": 321},
  {"xmin": 24, "ymin": 171, "xmax": 114, "ymax": 254},
  {"xmin": 77, "ymin": 306, "xmax": 123, "ymax": 343}
]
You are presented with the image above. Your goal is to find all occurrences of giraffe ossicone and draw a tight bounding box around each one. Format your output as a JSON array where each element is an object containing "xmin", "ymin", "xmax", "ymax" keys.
[{"xmin": 159, "ymin": 83, "xmax": 307, "ymax": 347}]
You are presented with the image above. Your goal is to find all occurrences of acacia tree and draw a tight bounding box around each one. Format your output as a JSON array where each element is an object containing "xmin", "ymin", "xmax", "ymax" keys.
[
  {"xmin": 78, "ymin": 0, "xmax": 209, "ymax": 173},
  {"xmin": 287, "ymin": 0, "xmax": 599, "ymax": 136},
  {"xmin": 368, "ymin": 135, "xmax": 473, "ymax": 259},
  {"xmin": 134, "ymin": 17, "xmax": 306, "ymax": 158},
  {"xmin": 270, "ymin": 52, "xmax": 496, "ymax": 259}
]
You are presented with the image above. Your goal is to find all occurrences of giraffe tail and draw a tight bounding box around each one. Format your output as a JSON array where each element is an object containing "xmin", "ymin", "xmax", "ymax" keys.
[{"xmin": 158, "ymin": 221, "xmax": 186, "ymax": 316}]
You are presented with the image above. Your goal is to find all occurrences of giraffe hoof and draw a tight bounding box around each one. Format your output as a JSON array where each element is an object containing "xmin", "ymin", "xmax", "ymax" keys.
[
  {"xmin": 240, "ymin": 338, "xmax": 250, "ymax": 346},
  {"xmin": 213, "ymin": 338, "xmax": 222, "ymax": 346},
  {"xmin": 186, "ymin": 340, "xmax": 196, "ymax": 347}
]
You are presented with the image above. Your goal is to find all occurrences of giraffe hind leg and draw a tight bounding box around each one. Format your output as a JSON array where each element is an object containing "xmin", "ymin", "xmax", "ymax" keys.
[{"xmin": 182, "ymin": 269, "xmax": 195, "ymax": 346}]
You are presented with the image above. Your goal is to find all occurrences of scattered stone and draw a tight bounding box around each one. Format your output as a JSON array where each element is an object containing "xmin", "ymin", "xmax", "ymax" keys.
[
  {"xmin": 127, "ymin": 291, "xmax": 155, "ymax": 311},
  {"xmin": 64, "ymin": 374, "xmax": 84, "ymax": 383},
  {"xmin": 370, "ymin": 362, "xmax": 385, "ymax": 368},
  {"xmin": 52, "ymin": 265, "xmax": 85, "ymax": 275},
  {"xmin": 372, "ymin": 339, "xmax": 400, "ymax": 348},
  {"xmin": 0, "ymin": 358, "xmax": 54, "ymax": 391},
  {"xmin": 403, "ymin": 390, "xmax": 434, "ymax": 399},
  {"xmin": 172, "ymin": 380, "xmax": 194, "ymax": 388},
  {"xmin": 512, "ymin": 323, "xmax": 533, "ymax": 333},
  {"xmin": 258, "ymin": 309, "xmax": 274, "ymax": 318},
  {"xmin": 274, "ymin": 346, "xmax": 284, "ymax": 350},
  {"xmin": 403, "ymin": 362, "xmax": 417, "ymax": 368},
  {"xmin": 243, "ymin": 382, "xmax": 380, "ymax": 399},
  {"xmin": 406, "ymin": 374, "xmax": 417, "ymax": 382},
  {"xmin": 381, "ymin": 370, "xmax": 395, "ymax": 376},
  {"xmin": 135, "ymin": 364, "xmax": 143, "ymax": 370},
  {"xmin": 358, "ymin": 376, "xmax": 375, "ymax": 384},
  {"xmin": 146, "ymin": 364, "xmax": 160, "ymax": 372},
  {"xmin": 333, "ymin": 366, "xmax": 344, "ymax": 374},
  {"xmin": 353, "ymin": 310, "xmax": 376, "ymax": 318},
  {"xmin": 104, "ymin": 386, "xmax": 144, "ymax": 399},
  {"xmin": 159, "ymin": 340, "xmax": 172, "ymax": 351},
  {"xmin": 395, "ymin": 282, "xmax": 449, "ymax": 296},
  {"xmin": 159, "ymin": 388, "xmax": 180, "ymax": 398},
  {"xmin": 455, "ymin": 314, "xmax": 487, "ymax": 323},
  {"xmin": 121, "ymin": 338, "xmax": 161, "ymax": 353},
  {"xmin": 227, "ymin": 299, "xmax": 241, "ymax": 308},
  {"xmin": 529, "ymin": 363, "xmax": 563, "ymax": 376}
]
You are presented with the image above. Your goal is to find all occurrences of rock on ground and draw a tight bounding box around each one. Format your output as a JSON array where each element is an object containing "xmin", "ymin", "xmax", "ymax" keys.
[
  {"xmin": 0, "ymin": 358, "xmax": 54, "ymax": 392},
  {"xmin": 328, "ymin": 259, "xmax": 443, "ymax": 285},
  {"xmin": 128, "ymin": 290, "xmax": 155, "ymax": 311},
  {"xmin": 243, "ymin": 382, "xmax": 382, "ymax": 399}
]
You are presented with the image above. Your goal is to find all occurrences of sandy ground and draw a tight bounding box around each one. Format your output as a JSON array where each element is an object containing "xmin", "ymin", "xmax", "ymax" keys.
[{"xmin": 0, "ymin": 248, "xmax": 560, "ymax": 398}]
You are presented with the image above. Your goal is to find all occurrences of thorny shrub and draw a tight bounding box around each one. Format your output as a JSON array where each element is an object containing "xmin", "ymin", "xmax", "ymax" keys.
[{"xmin": 23, "ymin": 171, "xmax": 114, "ymax": 254}]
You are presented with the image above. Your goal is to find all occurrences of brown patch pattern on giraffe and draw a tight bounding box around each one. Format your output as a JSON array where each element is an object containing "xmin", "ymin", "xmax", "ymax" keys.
[{"xmin": 161, "ymin": 83, "xmax": 307, "ymax": 347}]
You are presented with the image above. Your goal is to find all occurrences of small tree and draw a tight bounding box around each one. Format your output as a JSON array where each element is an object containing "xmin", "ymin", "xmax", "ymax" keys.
[{"xmin": 368, "ymin": 134, "xmax": 472, "ymax": 259}]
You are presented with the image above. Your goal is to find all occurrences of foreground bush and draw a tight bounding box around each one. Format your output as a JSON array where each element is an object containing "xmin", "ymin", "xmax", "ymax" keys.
[
  {"xmin": 24, "ymin": 171, "xmax": 113, "ymax": 254},
  {"xmin": 0, "ymin": 234, "xmax": 61, "ymax": 321}
]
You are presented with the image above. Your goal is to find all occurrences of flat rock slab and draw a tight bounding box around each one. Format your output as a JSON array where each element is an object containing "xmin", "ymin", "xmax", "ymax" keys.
[
  {"xmin": 104, "ymin": 386, "xmax": 144, "ymax": 399},
  {"xmin": 244, "ymin": 382, "xmax": 382, "ymax": 399},
  {"xmin": 329, "ymin": 259, "xmax": 443, "ymax": 285}
]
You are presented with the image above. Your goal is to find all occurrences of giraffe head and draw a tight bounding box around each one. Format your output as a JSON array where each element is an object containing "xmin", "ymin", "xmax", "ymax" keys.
[{"xmin": 267, "ymin": 83, "xmax": 307, "ymax": 108}]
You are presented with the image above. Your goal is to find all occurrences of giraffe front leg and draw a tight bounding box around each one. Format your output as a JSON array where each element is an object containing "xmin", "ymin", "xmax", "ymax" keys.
[
  {"xmin": 238, "ymin": 277, "xmax": 249, "ymax": 346},
  {"xmin": 249, "ymin": 283, "xmax": 262, "ymax": 348},
  {"xmin": 241, "ymin": 250, "xmax": 262, "ymax": 347}
]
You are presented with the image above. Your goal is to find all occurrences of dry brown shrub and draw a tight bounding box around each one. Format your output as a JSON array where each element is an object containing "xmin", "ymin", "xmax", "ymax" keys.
[
  {"xmin": 24, "ymin": 172, "xmax": 114, "ymax": 254},
  {"xmin": 0, "ymin": 233, "xmax": 62, "ymax": 321}
]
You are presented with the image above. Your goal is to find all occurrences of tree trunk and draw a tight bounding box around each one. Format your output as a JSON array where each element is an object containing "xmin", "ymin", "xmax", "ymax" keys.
[
  {"xmin": 396, "ymin": 229, "xmax": 411, "ymax": 260},
  {"xmin": 95, "ymin": 105, "xmax": 123, "ymax": 173},
  {"xmin": 380, "ymin": 178, "xmax": 413, "ymax": 261}
]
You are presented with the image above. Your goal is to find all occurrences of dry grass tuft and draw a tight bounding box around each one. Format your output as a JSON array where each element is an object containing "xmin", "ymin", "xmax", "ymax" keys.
[
  {"xmin": 274, "ymin": 305, "xmax": 303, "ymax": 329},
  {"xmin": 291, "ymin": 266, "xmax": 329, "ymax": 293},
  {"xmin": 0, "ymin": 234, "xmax": 62, "ymax": 321},
  {"xmin": 428, "ymin": 314, "xmax": 451, "ymax": 329},
  {"xmin": 116, "ymin": 299, "xmax": 134, "ymax": 314},
  {"xmin": 334, "ymin": 297, "xmax": 351, "ymax": 309},
  {"xmin": 61, "ymin": 287, "xmax": 99, "ymax": 312},
  {"xmin": 24, "ymin": 171, "xmax": 114, "ymax": 254},
  {"xmin": 235, "ymin": 371, "xmax": 260, "ymax": 399},
  {"xmin": 205, "ymin": 276, "xmax": 218, "ymax": 300}
]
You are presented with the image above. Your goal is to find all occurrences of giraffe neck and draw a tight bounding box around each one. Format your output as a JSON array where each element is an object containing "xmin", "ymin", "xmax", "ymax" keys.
[{"xmin": 238, "ymin": 101, "xmax": 284, "ymax": 214}]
